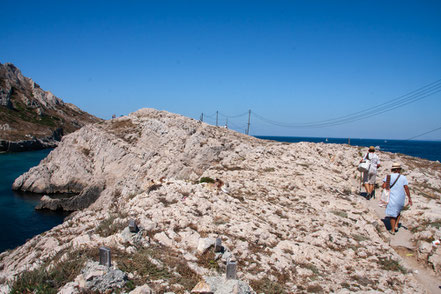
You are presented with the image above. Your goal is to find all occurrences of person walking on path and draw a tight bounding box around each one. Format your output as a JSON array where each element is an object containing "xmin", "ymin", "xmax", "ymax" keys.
[
  {"xmin": 382, "ymin": 162, "xmax": 412, "ymax": 235},
  {"xmin": 361, "ymin": 146, "xmax": 380, "ymax": 199}
]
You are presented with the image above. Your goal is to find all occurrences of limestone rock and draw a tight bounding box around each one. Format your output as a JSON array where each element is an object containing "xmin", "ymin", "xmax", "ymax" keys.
[
  {"xmin": 129, "ymin": 284, "xmax": 154, "ymax": 294},
  {"xmin": 80, "ymin": 261, "xmax": 127, "ymax": 292},
  {"xmin": 0, "ymin": 62, "xmax": 101, "ymax": 152},
  {"xmin": 193, "ymin": 276, "xmax": 253, "ymax": 294},
  {"xmin": 428, "ymin": 246, "xmax": 441, "ymax": 274},
  {"xmin": 58, "ymin": 281, "xmax": 81, "ymax": 294},
  {"xmin": 197, "ymin": 238, "xmax": 216, "ymax": 254},
  {"xmin": 1, "ymin": 108, "xmax": 440, "ymax": 293},
  {"xmin": 191, "ymin": 280, "xmax": 212, "ymax": 293}
]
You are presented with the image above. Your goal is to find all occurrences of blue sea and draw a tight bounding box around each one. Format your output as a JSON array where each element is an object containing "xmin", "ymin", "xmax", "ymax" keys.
[
  {"xmin": 0, "ymin": 149, "xmax": 68, "ymax": 253},
  {"xmin": 257, "ymin": 136, "xmax": 441, "ymax": 162},
  {"xmin": 0, "ymin": 137, "xmax": 440, "ymax": 253}
]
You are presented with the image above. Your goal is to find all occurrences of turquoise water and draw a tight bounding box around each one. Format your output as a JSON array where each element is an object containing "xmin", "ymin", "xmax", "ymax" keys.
[{"xmin": 0, "ymin": 149, "xmax": 68, "ymax": 253}]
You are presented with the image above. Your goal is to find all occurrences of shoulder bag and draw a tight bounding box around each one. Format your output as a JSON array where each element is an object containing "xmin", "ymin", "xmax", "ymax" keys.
[
  {"xmin": 357, "ymin": 152, "xmax": 371, "ymax": 173},
  {"xmin": 379, "ymin": 174, "xmax": 401, "ymax": 207}
]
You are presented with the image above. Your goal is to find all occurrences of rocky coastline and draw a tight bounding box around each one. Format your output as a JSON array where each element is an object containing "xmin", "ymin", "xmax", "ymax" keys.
[
  {"xmin": 0, "ymin": 128, "xmax": 63, "ymax": 152},
  {"xmin": 1, "ymin": 108, "xmax": 441, "ymax": 293},
  {"xmin": 0, "ymin": 62, "xmax": 101, "ymax": 152}
]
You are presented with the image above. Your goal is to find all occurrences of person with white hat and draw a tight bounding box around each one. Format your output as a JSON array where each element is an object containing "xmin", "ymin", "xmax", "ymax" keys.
[
  {"xmin": 361, "ymin": 146, "xmax": 381, "ymax": 199},
  {"xmin": 382, "ymin": 162, "xmax": 412, "ymax": 235}
]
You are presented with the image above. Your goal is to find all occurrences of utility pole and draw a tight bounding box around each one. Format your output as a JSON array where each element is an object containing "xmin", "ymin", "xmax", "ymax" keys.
[
  {"xmin": 216, "ymin": 111, "xmax": 218, "ymax": 127},
  {"xmin": 246, "ymin": 109, "xmax": 251, "ymax": 135}
]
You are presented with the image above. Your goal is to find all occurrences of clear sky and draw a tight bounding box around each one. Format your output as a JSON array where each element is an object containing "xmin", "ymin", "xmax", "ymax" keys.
[{"xmin": 1, "ymin": 0, "xmax": 440, "ymax": 140}]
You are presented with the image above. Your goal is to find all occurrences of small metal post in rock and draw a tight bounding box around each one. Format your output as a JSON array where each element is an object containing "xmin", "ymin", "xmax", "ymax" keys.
[
  {"xmin": 226, "ymin": 260, "xmax": 237, "ymax": 280},
  {"xmin": 129, "ymin": 219, "xmax": 138, "ymax": 233},
  {"xmin": 99, "ymin": 246, "xmax": 111, "ymax": 267},
  {"xmin": 214, "ymin": 238, "xmax": 222, "ymax": 252}
]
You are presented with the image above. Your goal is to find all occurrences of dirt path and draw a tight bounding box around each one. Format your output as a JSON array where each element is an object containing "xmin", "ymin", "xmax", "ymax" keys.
[{"xmin": 363, "ymin": 194, "xmax": 441, "ymax": 294}]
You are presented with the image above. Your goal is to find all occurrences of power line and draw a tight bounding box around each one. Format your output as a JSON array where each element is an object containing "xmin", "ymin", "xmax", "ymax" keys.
[
  {"xmin": 405, "ymin": 126, "xmax": 441, "ymax": 140},
  {"xmin": 253, "ymin": 79, "xmax": 441, "ymax": 128},
  {"xmin": 203, "ymin": 112, "xmax": 218, "ymax": 118},
  {"xmin": 218, "ymin": 111, "xmax": 249, "ymax": 118}
]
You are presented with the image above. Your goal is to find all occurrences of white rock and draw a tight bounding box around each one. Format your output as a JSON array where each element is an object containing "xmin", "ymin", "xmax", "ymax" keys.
[
  {"xmin": 197, "ymin": 238, "xmax": 216, "ymax": 254},
  {"xmin": 154, "ymin": 232, "xmax": 173, "ymax": 247},
  {"xmin": 129, "ymin": 284, "xmax": 154, "ymax": 294},
  {"xmin": 58, "ymin": 282, "xmax": 80, "ymax": 294}
]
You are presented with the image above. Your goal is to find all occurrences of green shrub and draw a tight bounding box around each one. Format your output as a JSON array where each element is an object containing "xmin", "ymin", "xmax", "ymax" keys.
[{"xmin": 199, "ymin": 177, "xmax": 215, "ymax": 183}]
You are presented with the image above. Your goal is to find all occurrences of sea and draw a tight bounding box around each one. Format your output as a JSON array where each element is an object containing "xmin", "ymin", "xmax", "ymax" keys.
[
  {"xmin": 0, "ymin": 137, "xmax": 440, "ymax": 253},
  {"xmin": 257, "ymin": 136, "xmax": 441, "ymax": 162},
  {"xmin": 0, "ymin": 149, "xmax": 68, "ymax": 253}
]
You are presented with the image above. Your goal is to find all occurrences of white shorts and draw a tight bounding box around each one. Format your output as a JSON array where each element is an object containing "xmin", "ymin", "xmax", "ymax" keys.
[{"xmin": 363, "ymin": 170, "xmax": 376, "ymax": 185}]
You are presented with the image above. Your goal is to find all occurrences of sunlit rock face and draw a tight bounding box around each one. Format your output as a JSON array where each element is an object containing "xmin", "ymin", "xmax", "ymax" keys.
[
  {"xmin": 2, "ymin": 108, "xmax": 441, "ymax": 293},
  {"xmin": 0, "ymin": 62, "xmax": 101, "ymax": 151}
]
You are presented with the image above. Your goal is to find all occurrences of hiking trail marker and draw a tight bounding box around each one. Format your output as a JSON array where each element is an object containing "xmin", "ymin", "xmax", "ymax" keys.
[
  {"xmin": 214, "ymin": 238, "xmax": 222, "ymax": 252},
  {"xmin": 226, "ymin": 260, "xmax": 237, "ymax": 279},
  {"xmin": 129, "ymin": 219, "xmax": 138, "ymax": 233},
  {"xmin": 99, "ymin": 246, "xmax": 111, "ymax": 267}
]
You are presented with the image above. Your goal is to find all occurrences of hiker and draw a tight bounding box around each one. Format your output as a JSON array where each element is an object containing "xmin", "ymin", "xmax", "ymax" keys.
[
  {"xmin": 360, "ymin": 146, "xmax": 380, "ymax": 199},
  {"xmin": 382, "ymin": 163, "xmax": 412, "ymax": 235}
]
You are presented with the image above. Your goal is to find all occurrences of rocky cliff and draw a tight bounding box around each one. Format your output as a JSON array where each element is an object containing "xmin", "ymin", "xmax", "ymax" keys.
[
  {"xmin": 1, "ymin": 108, "xmax": 441, "ymax": 293},
  {"xmin": 0, "ymin": 62, "xmax": 101, "ymax": 152}
]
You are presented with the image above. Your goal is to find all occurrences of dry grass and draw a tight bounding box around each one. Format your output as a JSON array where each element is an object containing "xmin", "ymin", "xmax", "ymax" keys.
[
  {"xmin": 306, "ymin": 284, "xmax": 324, "ymax": 293},
  {"xmin": 213, "ymin": 215, "xmax": 229, "ymax": 225},
  {"xmin": 196, "ymin": 250, "xmax": 220, "ymax": 272},
  {"xmin": 377, "ymin": 257, "xmax": 407, "ymax": 274},
  {"xmin": 9, "ymin": 249, "xmax": 97, "ymax": 294},
  {"xmin": 249, "ymin": 277, "xmax": 286, "ymax": 294},
  {"xmin": 108, "ymin": 119, "xmax": 141, "ymax": 143},
  {"xmin": 331, "ymin": 210, "xmax": 348, "ymax": 218},
  {"xmin": 158, "ymin": 197, "xmax": 179, "ymax": 207},
  {"xmin": 352, "ymin": 234, "xmax": 370, "ymax": 242},
  {"xmin": 114, "ymin": 245, "xmax": 200, "ymax": 293},
  {"xmin": 298, "ymin": 262, "xmax": 320, "ymax": 276},
  {"xmin": 95, "ymin": 215, "xmax": 127, "ymax": 237},
  {"xmin": 411, "ymin": 219, "xmax": 441, "ymax": 233},
  {"xmin": 351, "ymin": 274, "xmax": 375, "ymax": 287},
  {"xmin": 223, "ymin": 165, "xmax": 243, "ymax": 171}
]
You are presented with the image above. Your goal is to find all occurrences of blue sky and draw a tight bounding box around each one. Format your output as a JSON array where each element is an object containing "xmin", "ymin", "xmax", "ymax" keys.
[{"xmin": 1, "ymin": 1, "xmax": 440, "ymax": 140}]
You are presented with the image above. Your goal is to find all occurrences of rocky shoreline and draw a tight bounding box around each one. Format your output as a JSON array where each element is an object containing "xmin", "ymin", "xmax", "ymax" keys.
[
  {"xmin": 0, "ymin": 128, "xmax": 63, "ymax": 152},
  {"xmin": 0, "ymin": 62, "xmax": 101, "ymax": 152},
  {"xmin": 1, "ymin": 108, "xmax": 440, "ymax": 293}
]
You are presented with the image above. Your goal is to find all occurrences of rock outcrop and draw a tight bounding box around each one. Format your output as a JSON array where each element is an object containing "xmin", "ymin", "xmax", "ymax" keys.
[
  {"xmin": 0, "ymin": 62, "xmax": 101, "ymax": 151},
  {"xmin": 1, "ymin": 108, "xmax": 441, "ymax": 293}
]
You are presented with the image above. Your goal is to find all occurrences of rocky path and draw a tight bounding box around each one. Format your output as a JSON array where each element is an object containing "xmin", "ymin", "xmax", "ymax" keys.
[
  {"xmin": 3, "ymin": 109, "xmax": 440, "ymax": 293},
  {"xmin": 363, "ymin": 191, "xmax": 441, "ymax": 294}
]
